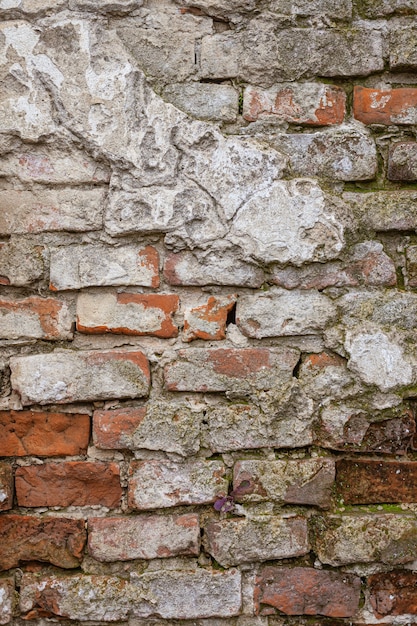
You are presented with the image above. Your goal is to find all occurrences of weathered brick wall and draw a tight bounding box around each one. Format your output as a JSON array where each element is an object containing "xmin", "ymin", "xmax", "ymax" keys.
[{"xmin": 2, "ymin": 0, "xmax": 417, "ymax": 624}]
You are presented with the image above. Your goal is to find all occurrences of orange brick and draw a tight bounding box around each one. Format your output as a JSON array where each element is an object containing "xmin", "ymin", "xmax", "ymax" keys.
[
  {"xmin": 0, "ymin": 296, "xmax": 73, "ymax": 340},
  {"xmin": 354, "ymin": 86, "xmax": 417, "ymax": 125},
  {"xmin": 183, "ymin": 295, "xmax": 236, "ymax": 342},
  {"xmin": 0, "ymin": 410, "xmax": 90, "ymax": 456},
  {"xmin": 77, "ymin": 293, "xmax": 179, "ymax": 337}
]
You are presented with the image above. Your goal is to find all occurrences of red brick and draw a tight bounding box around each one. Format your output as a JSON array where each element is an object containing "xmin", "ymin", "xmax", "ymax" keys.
[
  {"xmin": 164, "ymin": 347, "xmax": 299, "ymax": 393},
  {"xmin": 0, "ymin": 463, "xmax": 13, "ymax": 511},
  {"xmin": 0, "ymin": 515, "xmax": 86, "ymax": 570},
  {"xmin": 243, "ymin": 84, "xmax": 346, "ymax": 125},
  {"xmin": 354, "ymin": 86, "xmax": 417, "ymax": 125},
  {"xmin": 0, "ymin": 296, "xmax": 73, "ymax": 340},
  {"xmin": 93, "ymin": 406, "xmax": 147, "ymax": 449},
  {"xmin": 0, "ymin": 410, "xmax": 90, "ymax": 456},
  {"xmin": 88, "ymin": 514, "xmax": 200, "ymax": 561},
  {"xmin": 15, "ymin": 462, "xmax": 122, "ymax": 508},
  {"xmin": 369, "ymin": 571, "xmax": 417, "ymax": 618},
  {"xmin": 183, "ymin": 295, "xmax": 236, "ymax": 342},
  {"xmin": 337, "ymin": 459, "xmax": 417, "ymax": 504},
  {"xmin": 76, "ymin": 292, "xmax": 179, "ymax": 337},
  {"xmin": 254, "ymin": 567, "xmax": 361, "ymax": 617}
]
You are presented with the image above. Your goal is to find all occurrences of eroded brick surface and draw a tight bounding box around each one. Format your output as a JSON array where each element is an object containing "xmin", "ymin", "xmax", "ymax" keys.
[
  {"xmin": 15, "ymin": 462, "xmax": 122, "ymax": 508},
  {"xmin": 0, "ymin": 410, "xmax": 90, "ymax": 456},
  {"xmin": 88, "ymin": 514, "xmax": 200, "ymax": 561},
  {"xmin": 0, "ymin": 515, "xmax": 86, "ymax": 570},
  {"xmin": 254, "ymin": 567, "xmax": 361, "ymax": 617},
  {"xmin": 0, "ymin": 463, "xmax": 13, "ymax": 512}
]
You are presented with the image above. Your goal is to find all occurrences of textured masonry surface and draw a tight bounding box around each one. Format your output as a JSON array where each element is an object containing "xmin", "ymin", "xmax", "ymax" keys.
[{"xmin": 3, "ymin": 1, "xmax": 417, "ymax": 625}]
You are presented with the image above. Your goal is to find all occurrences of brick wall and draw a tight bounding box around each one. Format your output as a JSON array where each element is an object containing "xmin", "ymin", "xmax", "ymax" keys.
[{"xmin": 1, "ymin": 0, "xmax": 417, "ymax": 624}]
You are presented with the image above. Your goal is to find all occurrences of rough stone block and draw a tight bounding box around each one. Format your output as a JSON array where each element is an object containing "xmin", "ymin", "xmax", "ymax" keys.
[
  {"xmin": 164, "ymin": 251, "xmax": 264, "ymax": 288},
  {"xmin": 164, "ymin": 347, "xmax": 300, "ymax": 394},
  {"xmin": 0, "ymin": 579, "xmax": 13, "ymax": 625},
  {"xmin": 388, "ymin": 142, "xmax": 417, "ymax": 181},
  {"xmin": 88, "ymin": 514, "xmax": 200, "ymax": 561},
  {"xmin": 0, "ymin": 0, "xmax": 65, "ymax": 14},
  {"xmin": 105, "ymin": 182, "xmax": 225, "ymax": 247},
  {"xmin": 20, "ymin": 569, "xmax": 242, "ymax": 620},
  {"xmin": 274, "ymin": 127, "xmax": 377, "ymax": 181},
  {"xmin": 93, "ymin": 402, "xmax": 201, "ymax": 457},
  {"xmin": 243, "ymin": 83, "xmax": 346, "ymax": 125},
  {"xmin": 0, "ymin": 188, "xmax": 105, "ymax": 235},
  {"xmin": 204, "ymin": 516, "xmax": 309, "ymax": 567},
  {"xmin": 200, "ymin": 33, "xmax": 242, "ymax": 79},
  {"xmin": 15, "ymin": 461, "xmax": 122, "ymax": 508},
  {"xmin": 233, "ymin": 459, "xmax": 335, "ymax": 508},
  {"xmin": 359, "ymin": 0, "xmax": 417, "ymax": 16},
  {"xmin": 369, "ymin": 570, "xmax": 417, "ymax": 618},
  {"xmin": 0, "ymin": 515, "xmax": 86, "ymax": 570},
  {"xmin": 128, "ymin": 460, "xmax": 227, "ymax": 510},
  {"xmin": 337, "ymin": 459, "xmax": 417, "ymax": 504},
  {"xmin": 183, "ymin": 295, "xmax": 236, "ymax": 342},
  {"xmin": 76, "ymin": 292, "xmax": 179, "ymax": 337},
  {"xmin": 0, "ymin": 410, "xmax": 90, "ymax": 456},
  {"xmin": 271, "ymin": 241, "xmax": 396, "ymax": 289},
  {"xmin": 354, "ymin": 86, "xmax": 417, "ymax": 124},
  {"xmin": 115, "ymin": 7, "xmax": 212, "ymax": 85},
  {"xmin": 406, "ymin": 245, "xmax": 417, "ymax": 286},
  {"xmin": 163, "ymin": 83, "xmax": 238, "ymax": 122},
  {"xmin": 229, "ymin": 179, "xmax": 346, "ymax": 265},
  {"xmin": 0, "ymin": 296, "xmax": 73, "ymax": 340},
  {"xmin": 318, "ymin": 406, "xmax": 416, "ymax": 454},
  {"xmin": 239, "ymin": 24, "xmax": 383, "ymax": 85},
  {"xmin": 390, "ymin": 27, "xmax": 417, "ymax": 70},
  {"xmin": 10, "ymin": 349, "xmax": 150, "ymax": 405},
  {"xmin": 345, "ymin": 190, "xmax": 417, "ymax": 231},
  {"xmin": 312, "ymin": 513, "xmax": 417, "ymax": 565},
  {"xmin": 0, "ymin": 146, "xmax": 109, "ymax": 184},
  {"xmin": 49, "ymin": 244, "xmax": 159, "ymax": 290},
  {"xmin": 0, "ymin": 463, "xmax": 13, "ymax": 512},
  {"xmin": 337, "ymin": 289, "xmax": 417, "ymax": 330},
  {"xmin": 204, "ymin": 387, "xmax": 314, "ymax": 452},
  {"xmin": 254, "ymin": 567, "xmax": 360, "ymax": 617},
  {"xmin": 237, "ymin": 288, "xmax": 336, "ymax": 338},
  {"xmin": 0, "ymin": 239, "xmax": 44, "ymax": 286}
]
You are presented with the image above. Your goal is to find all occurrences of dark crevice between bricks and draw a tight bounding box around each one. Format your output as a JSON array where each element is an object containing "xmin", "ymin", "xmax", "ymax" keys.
[
  {"xmin": 226, "ymin": 301, "xmax": 236, "ymax": 326},
  {"xmin": 292, "ymin": 354, "xmax": 303, "ymax": 379}
]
